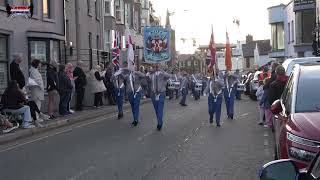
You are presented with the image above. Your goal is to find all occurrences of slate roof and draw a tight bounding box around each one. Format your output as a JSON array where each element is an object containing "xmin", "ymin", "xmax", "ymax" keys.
[{"xmin": 242, "ymin": 40, "xmax": 271, "ymax": 57}]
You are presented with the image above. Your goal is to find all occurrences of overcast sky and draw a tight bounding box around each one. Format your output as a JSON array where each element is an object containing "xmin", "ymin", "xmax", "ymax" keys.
[{"xmin": 151, "ymin": 0, "xmax": 291, "ymax": 54}]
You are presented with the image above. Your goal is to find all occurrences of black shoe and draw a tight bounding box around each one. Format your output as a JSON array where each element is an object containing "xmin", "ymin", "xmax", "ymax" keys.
[
  {"xmin": 180, "ymin": 103, "xmax": 188, "ymax": 106},
  {"xmin": 217, "ymin": 124, "xmax": 221, "ymax": 127},
  {"xmin": 258, "ymin": 122, "xmax": 264, "ymax": 125},
  {"xmin": 209, "ymin": 119, "xmax": 213, "ymax": 124},
  {"xmin": 49, "ymin": 115, "xmax": 56, "ymax": 120},
  {"xmin": 157, "ymin": 124, "xmax": 162, "ymax": 131},
  {"xmin": 118, "ymin": 113, "xmax": 123, "ymax": 119},
  {"xmin": 230, "ymin": 116, "xmax": 234, "ymax": 120},
  {"xmin": 132, "ymin": 121, "xmax": 138, "ymax": 126}
]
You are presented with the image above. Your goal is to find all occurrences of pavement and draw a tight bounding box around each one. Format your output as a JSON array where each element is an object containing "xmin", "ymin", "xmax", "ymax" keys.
[{"xmin": 0, "ymin": 95, "xmax": 274, "ymax": 180}]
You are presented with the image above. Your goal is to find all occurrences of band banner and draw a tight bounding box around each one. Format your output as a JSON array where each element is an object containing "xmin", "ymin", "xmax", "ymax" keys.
[{"xmin": 143, "ymin": 27, "xmax": 171, "ymax": 63}]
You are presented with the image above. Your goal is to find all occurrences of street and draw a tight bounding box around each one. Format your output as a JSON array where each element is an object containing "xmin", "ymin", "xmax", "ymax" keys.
[{"xmin": 0, "ymin": 97, "xmax": 274, "ymax": 180}]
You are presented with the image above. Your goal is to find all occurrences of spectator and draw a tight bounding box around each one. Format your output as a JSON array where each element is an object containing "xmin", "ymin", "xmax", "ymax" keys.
[
  {"xmin": 270, "ymin": 62, "xmax": 279, "ymax": 83},
  {"xmin": 58, "ymin": 65, "xmax": 73, "ymax": 116},
  {"xmin": 28, "ymin": 59, "xmax": 49, "ymax": 121},
  {"xmin": 73, "ymin": 61, "xmax": 87, "ymax": 111},
  {"xmin": 261, "ymin": 78, "xmax": 273, "ymax": 128},
  {"xmin": 47, "ymin": 60, "xmax": 59, "ymax": 119},
  {"xmin": 104, "ymin": 62, "xmax": 116, "ymax": 105},
  {"xmin": 1, "ymin": 81, "xmax": 35, "ymax": 129},
  {"xmin": 268, "ymin": 65, "xmax": 288, "ymax": 105},
  {"xmin": 10, "ymin": 53, "xmax": 25, "ymax": 89},
  {"xmin": 66, "ymin": 63, "xmax": 76, "ymax": 113},
  {"xmin": 90, "ymin": 65, "xmax": 106, "ymax": 108},
  {"xmin": 256, "ymin": 81, "xmax": 265, "ymax": 125}
]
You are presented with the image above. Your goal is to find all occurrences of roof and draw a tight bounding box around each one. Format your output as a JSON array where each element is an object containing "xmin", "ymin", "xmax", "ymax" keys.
[{"xmin": 242, "ymin": 40, "xmax": 271, "ymax": 57}]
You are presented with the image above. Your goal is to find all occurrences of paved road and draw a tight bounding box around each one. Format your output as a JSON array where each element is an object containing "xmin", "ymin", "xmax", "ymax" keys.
[{"xmin": 0, "ymin": 96, "xmax": 274, "ymax": 180}]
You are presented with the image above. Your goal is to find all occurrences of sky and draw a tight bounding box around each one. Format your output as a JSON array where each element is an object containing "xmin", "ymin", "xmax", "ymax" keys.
[{"xmin": 151, "ymin": 0, "xmax": 291, "ymax": 54}]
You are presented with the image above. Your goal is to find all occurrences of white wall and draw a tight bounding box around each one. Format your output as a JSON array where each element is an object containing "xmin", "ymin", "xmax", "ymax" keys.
[
  {"xmin": 284, "ymin": 1, "xmax": 297, "ymax": 58},
  {"xmin": 217, "ymin": 57, "xmax": 244, "ymax": 71}
]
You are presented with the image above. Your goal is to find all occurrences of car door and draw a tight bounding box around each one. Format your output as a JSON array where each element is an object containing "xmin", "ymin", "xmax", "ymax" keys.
[{"xmin": 274, "ymin": 74, "xmax": 294, "ymax": 158}]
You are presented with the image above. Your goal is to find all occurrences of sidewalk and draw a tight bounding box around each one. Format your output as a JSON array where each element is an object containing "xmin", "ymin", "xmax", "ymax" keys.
[{"xmin": 0, "ymin": 99, "xmax": 151, "ymax": 145}]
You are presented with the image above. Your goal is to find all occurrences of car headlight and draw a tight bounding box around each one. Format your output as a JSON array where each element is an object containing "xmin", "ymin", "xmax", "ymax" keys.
[
  {"xmin": 288, "ymin": 147, "xmax": 316, "ymax": 162},
  {"xmin": 287, "ymin": 132, "xmax": 320, "ymax": 148}
]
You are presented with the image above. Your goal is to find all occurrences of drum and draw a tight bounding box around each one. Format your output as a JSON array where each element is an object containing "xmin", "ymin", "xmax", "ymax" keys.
[
  {"xmin": 174, "ymin": 82, "xmax": 180, "ymax": 90},
  {"xmin": 195, "ymin": 83, "xmax": 202, "ymax": 91},
  {"xmin": 237, "ymin": 83, "xmax": 245, "ymax": 91},
  {"xmin": 168, "ymin": 82, "xmax": 175, "ymax": 90}
]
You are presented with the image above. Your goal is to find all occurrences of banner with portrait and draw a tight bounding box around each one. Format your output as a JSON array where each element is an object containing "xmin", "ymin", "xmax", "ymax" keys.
[{"xmin": 143, "ymin": 27, "xmax": 171, "ymax": 63}]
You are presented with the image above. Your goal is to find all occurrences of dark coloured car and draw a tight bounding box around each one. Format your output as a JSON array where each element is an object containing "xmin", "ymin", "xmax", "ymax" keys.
[{"xmin": 271, "ymin": 64, "xmax": 320, "ymax": 170}]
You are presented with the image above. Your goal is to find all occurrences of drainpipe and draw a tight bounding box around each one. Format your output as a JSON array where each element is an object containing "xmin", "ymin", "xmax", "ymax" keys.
[{"xmin": 75, "ymin": 0, "xmax": 80, "ymax": 61}]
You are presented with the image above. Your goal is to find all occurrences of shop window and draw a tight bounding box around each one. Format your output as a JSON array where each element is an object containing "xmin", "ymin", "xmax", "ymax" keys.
[{"xmin": 0, "ymin": 35, "xmax": 8, "ymax": 93}]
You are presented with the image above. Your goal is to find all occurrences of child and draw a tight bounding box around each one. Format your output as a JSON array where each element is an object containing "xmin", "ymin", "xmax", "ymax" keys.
[
  {"xmin": 256, "ymin": 81, "xmax": 264, "ymax": 125},
  {"xmin": 260, "ymin": 78, "xmax": 272, "ymax": 128}
]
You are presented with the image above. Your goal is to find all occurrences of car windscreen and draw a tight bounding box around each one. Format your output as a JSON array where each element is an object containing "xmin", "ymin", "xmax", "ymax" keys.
[{"xmin": 295, "ymin": 70, "xmax": 320, "ymax": 113}]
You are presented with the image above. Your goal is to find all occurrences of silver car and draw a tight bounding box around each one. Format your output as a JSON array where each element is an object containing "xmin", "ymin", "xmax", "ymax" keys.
[{"xmin": 282, "ymin": 57, "xmax": 320, "ymax": 76}]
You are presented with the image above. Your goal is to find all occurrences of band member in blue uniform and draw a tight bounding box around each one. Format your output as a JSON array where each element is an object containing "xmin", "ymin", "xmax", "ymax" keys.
[
  {"xmin": 205, "ymin": 72, "xmax": 224, "ymax": 127},
  {"xmin": 168, "ymin": 71, "xmax": 180, "ymax": 100},
  {"xmin": 179, "ymin": 71, "xmax": 188, "ymax": 106},
  {"xmin": 112, "ymin": 68, "xmax": 127, "ymax": 119},
  {"xmin": 149, "ymin": 64, "xmax": 171, "ymax": 131},
  {"xmin": 123, "ymin": 68, "xmax": 146, "ymax": 126},
  {"xmin": 191, "ymin": 73, "xmax": 202, "ymax": 100},
  {"xmin": 223, "ymin": 71, "xmax": 238, "ymax": 119}
]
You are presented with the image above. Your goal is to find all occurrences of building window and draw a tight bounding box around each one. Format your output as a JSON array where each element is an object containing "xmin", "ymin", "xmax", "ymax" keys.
[
  {"xmin": 291, "ymin": 20, "xmax": 294, "ymax": 42},
  {"xmin": 95, "ymin": 0, "xmax": 99, "ymax": 19},
  {"xmin": 296, "ymin": 9, "xmax": 315, "ymax": 44},
  {"xmin": 43, "ymin": 0, "xmax": 50, "ymax": 18},
  {"xmin": 0, "ymin": 0, "xmax": 6, "ymax": 6},
  {"xmin": 187, "ymin": 61, "xmax": 191, "ymax": 66},
  {"xmin": 88, "ymin": 33, "xmax": 92, "ymax": 49},
  {"xmin": 288, "ymin": 22, "xmax": 291, "ymax": 43},
  {"xmin": 87, "ymin": 0, "xmax": 91, "ymax": 14},
  {"xmin": 96, "ymin": 35, "xmax": 99, "ymax": 50},
  {"xmin": 30, "ymin": 40, "xmax": 47, "ymax": 87},
  {"xmin": 0, "ymin": 35, "xmax": 8, "ymax": 93},
  {"xmin": 104, "ymin": 30, "xmax": 111, "ymax": 51},
  {"xmin": 246, "ymin": 58, "xmax": 250, "ymax": 68},
  {"xmin": 271, "ymin": 23, "xmax": 284, "ymax": 51},
  {"xmin": 105, "ymin": 1, "xmax": 110, "ymax": 14},
  {"xmin": 115, "ymin": 0, "xmax": 124, "ymax": 24}
]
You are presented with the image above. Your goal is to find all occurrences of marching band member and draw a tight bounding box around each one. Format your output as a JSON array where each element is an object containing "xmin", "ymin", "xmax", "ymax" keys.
[
  {"xmin": 125, "ymin": 67, "xmax": 146, "ymax": 126},
  {"xmin": 179, "ymin": 71, "xmax": 189, "ymax": 106},
  {"xmin": 234, "ymin": 69, "xmax": 242, "ymax": 100},
  {"xmin": 168, "ymin": 71, "xmax": 180, "ymax": 100},
  {"xmin": 205, "ymin": 72, "xmax": 224, "ymax": 127},
  {"xmin": 191, "ymin": 73, "xmax": 202, "ymax": 100},
  {"xmin": 223, "ymin": 71, "xmax": 238, "ymax": 119},
  {"xmin": 150, "ymin": 64, "xmax": 171, "ymax": 131},
  {"xmin": 111, "ymin": 68, "xmax": 127, "ymax": 120}
]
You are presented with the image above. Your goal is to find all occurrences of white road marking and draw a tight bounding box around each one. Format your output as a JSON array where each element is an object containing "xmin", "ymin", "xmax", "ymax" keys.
[
  {"xmin": 240, "ymin": 113, "xmax": 249, "ymax": 117},
  {"xmin": 0, "ymin": 111, "xmax": 130, "ymax": 153},
  {"xmin": 138, "ymin": 130, "xmax": 154, "ymax": 141},
  {"xmin": 264, "ymin": 139, "xmax": 269, "ymax": 146},
  {"xmin": 66, "ymin": 166, "xmax": 95, "ymax": 180},
  {"xmin": 264, "ymin": 132, "xmax": 269, "ymax": 137}
]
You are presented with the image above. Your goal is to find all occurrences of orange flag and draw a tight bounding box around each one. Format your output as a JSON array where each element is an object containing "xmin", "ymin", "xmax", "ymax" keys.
[{"xmin": 225, "ymin": 31, "xmax": 232, "ymax": 71}]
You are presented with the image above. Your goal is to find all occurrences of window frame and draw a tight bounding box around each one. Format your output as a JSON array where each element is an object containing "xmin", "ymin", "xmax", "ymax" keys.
[
  {"xmin": 105, "ymin": 0, "xmax": 110, "ymax": 15},
  {"xmin": 291, "ymin": 20, "xmax": 295, "ymax": 43},
  {"xmin": 295, "ymin": 9, "xmax": 316, "ymax": 44},
  {"xmin": 0, "ymin": 34, "xmax": 9, "ymax": 94}
]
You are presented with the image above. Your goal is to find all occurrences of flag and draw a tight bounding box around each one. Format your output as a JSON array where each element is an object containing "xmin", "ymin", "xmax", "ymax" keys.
[
  {"xmin": 225, "ymin": 31, "xmax": 232, "ymax": 71},
  {"xmin": 127, "ymin": 30, "xmax": 135, "ymax": 71},
  {"xmin": 112, "ymin": 31, "xmax": 121, "ymax": 69},
  {"xmin": 208, "ymin": 26, "xmax": 216, "ymax": 72}
]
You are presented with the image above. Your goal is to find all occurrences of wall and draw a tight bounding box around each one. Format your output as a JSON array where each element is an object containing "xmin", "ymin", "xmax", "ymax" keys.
[
  {"xmin": 268, "ymin": 4, "xmax": 285, "ymax": 23},
  {"xmin": 284, "ymin": 1, "xmax": 297, "ymax": 58}
]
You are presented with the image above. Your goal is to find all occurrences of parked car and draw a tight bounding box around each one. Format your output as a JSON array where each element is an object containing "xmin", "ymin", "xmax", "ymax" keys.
[
  {"xmin": 271, "ymin": 64, "xmax": 320, "ymax": 170},
  {"xmin": 259, "ymin": 151, "xmax": 320, "ymax": 180},
  {"xmin": 249, "ymin": 71, "xmax": 262, "ymax": 100},
  {"xmin": 282, "ymin": 57, "xmax": 320, "ymax": 76}
]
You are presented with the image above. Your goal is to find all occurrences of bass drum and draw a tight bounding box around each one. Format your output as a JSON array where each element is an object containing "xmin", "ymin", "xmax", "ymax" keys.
[{"xmin": 195, "ymin": 83, "xmax": 203, "ymax": 91}]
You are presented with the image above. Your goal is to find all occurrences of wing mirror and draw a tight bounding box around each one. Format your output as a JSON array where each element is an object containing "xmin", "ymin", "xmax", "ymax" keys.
[
  {"xmin": 271, "ymin": 100, "xmax": 282, "ymax": 115},
  {"xmin": 260, "ymin": 152, "xmax": 320, "ymax": 180}
]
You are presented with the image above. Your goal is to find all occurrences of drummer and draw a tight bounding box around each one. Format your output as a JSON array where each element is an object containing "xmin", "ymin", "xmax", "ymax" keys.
[
  {"xmin": 191, "ymin": 72, "xmax": 202, "ymax": 100},
  {"xmin": 179, "ymin": 71, "xmax": 189, "ymax": 106},
  {"xmin": 234, "ymin": 69, "xmax": 242, "ymax": 100},
  {"xmin": 168, "ymin": 71, "xmax": 180, "ymax": 100},
  {"xmin": 223, "ymin": 71, "xmax": 238, "ymax": 120}
]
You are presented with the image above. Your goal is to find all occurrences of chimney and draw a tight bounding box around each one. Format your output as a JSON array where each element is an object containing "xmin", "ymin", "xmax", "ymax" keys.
[{"xmin": 246, "ymin": 35, "xmax": 253, "ymax": 43}]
